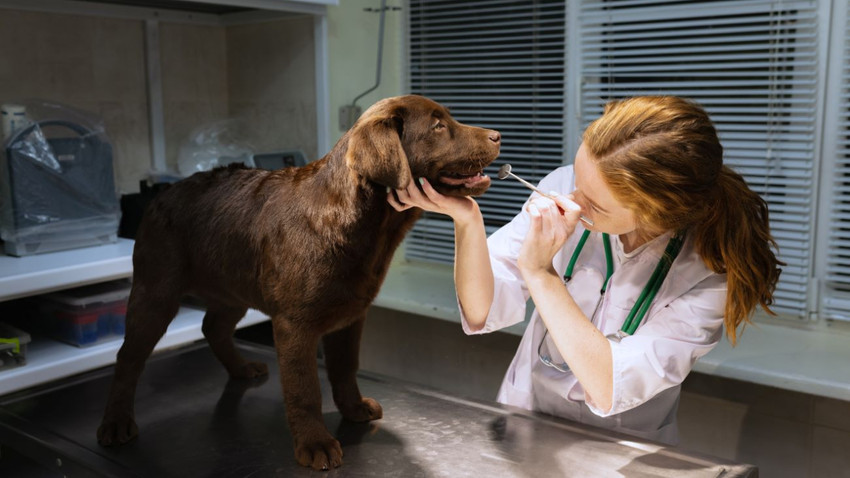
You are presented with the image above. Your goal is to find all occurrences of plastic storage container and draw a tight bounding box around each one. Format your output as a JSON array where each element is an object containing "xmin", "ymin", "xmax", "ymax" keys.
[
  {"xmin": 37, "ymin": 279, "xmax": 130, "ymax": 347},
  {"xmin": 0, "ymin": 102, "xmax": 121, "ymax": 257},
  {"xmin": 0, "ymin": 322, "xmax": 31, "ymax": 370}
]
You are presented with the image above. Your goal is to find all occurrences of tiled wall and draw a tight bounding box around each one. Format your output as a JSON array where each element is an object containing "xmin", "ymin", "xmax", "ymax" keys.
[
  {"xmin": 159, "ymin": 23, "xmax": 228, "ymax": 175},
  {"xmin": 0, "ymin": 10, "xmax": 150, "ymax": 194},
  {"xmin": 357, "ymin": 306, "xmax": 850, "ymax": 478},
  {"xmin": 679, "ymin": 374, "xmax": 850, "ymax": 478},
  {"xmin": 0, "ymin": 9, "xmax": 317, "ymax": 194},
  {"xmin": 227, "ymin": 18, "xmax": 317, "ymax": 161}
]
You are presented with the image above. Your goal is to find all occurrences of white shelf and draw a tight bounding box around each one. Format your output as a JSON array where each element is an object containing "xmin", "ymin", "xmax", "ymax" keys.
[
  {"xmin": 0, "ymin": 238, "xmax": 135, "ymax": 302},
  {"xmin": 0, "ymin": 239, "xmax": 271, "ymax": 396},
  {"xmin": 692, "ymin": 321, "xmax": 850, "ymax": 401},
  {"xmin": 0, "ymin": 307, "xmax": 269, "ymax": 396}
]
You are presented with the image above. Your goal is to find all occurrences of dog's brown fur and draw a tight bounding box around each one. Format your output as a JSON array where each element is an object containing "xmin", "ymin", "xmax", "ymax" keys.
[{"xmin": 97, "ymin": 95, "xmax": 500, "ymax": 470}]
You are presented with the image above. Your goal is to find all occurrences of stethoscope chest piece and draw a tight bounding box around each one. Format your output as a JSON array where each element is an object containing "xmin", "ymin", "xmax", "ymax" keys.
[{"xmin": 605, "ymin": 330, "xmax": 628, "ymax": 343}]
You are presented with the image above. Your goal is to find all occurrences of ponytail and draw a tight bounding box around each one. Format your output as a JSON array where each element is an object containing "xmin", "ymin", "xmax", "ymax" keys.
[{"xmin": 692, "ymin": 167, "xmax": 783, "ymax": 344}]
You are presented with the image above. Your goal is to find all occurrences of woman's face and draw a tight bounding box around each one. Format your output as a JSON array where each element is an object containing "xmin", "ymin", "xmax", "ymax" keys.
[{"xmin": 572, "ymin": 142, "xmax": 638, "ymax": 236}]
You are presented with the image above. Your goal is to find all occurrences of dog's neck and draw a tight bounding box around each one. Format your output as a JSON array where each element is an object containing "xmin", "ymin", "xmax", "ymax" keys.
[{"xmin": 304, "ymin": 142, "xmax": 419, "ymax": 237}]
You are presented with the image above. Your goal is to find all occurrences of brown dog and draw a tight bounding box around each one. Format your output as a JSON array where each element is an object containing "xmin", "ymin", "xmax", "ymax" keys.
[{"xmin": 96, "ymin": 95, "xmax": 501, "ymax": 470}]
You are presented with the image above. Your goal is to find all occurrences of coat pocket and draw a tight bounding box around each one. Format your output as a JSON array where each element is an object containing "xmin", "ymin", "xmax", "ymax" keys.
[{"xmin": 497, "ymin": 365, "xmax": 534, "ymax": 410}]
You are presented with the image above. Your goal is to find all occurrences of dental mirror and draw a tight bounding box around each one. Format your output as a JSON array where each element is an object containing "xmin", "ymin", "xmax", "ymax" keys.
[{"xmin": 497, "ymin": 164, "xmax": 594, "ymax": 226}]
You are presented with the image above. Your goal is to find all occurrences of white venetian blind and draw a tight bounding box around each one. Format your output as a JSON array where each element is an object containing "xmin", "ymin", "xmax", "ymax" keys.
[
  {"xmin": 579, "ymin": 0, "xmax": 818, "ymax": 319},
  {"xmin": 823, "ymin": 1, "xmax": 850, "ymax": 321},
  {"xmin": 406, "ymin": 0, "xmax": 567, "ymax": 263}
]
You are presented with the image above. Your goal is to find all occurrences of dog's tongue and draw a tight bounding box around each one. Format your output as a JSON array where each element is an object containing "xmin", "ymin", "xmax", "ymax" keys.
[{"xmin": 439, "ymin": 172, "xmax": 488, "ymax": 187}]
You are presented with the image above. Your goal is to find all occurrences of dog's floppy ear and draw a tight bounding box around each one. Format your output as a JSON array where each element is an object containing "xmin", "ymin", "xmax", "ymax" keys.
[{"xmin": 345, "ymin": 113, "xmax": 413, "ymax": 190}]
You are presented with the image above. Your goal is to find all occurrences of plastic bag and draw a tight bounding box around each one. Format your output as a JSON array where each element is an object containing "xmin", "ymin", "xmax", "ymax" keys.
[
  {"xmin": 0, "ymin": 100, "xmax": 120, "ymax": 256},
  {"xmin": 177, "ymin": 119, "xmax": 254, "ymax": 176}
]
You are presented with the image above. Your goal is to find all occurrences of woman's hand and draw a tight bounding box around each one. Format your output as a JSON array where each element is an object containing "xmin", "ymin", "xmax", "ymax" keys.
[
  {"xmin": 387, "ymin": 178, "xmax": 479, "ymax": 223},
  {"xmin": 389, "ymin": 178, "xmax": 494, "ymax": 327},
  {"xmin": 518, "ymin": 192, "xmax": 582, "ymax": 278}
]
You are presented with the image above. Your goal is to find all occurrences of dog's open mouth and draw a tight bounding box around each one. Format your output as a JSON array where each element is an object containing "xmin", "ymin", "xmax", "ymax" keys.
[{"xmin": 438, "ymin": 170, "xmax": 489, "ymax": 188}]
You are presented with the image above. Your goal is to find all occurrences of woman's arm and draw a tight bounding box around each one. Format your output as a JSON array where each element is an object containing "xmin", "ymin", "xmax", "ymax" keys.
[
  {"xmin": 451, "ymin": 201, "xmax": 493, "ymax": 330},
  {"xmin": 519, "ymin": 197, "xmax": 613, "ymax": 412},
  {"xmin": 388, "ymin": 179, "xmax": 494, "ymax": 330},
  {"xmin": 597, "ymin": 272, "xmax": 725, "ymax": 417},
  {"xmin": 523, "ymin": 268, "xmax": 613, "ymax": 412}
]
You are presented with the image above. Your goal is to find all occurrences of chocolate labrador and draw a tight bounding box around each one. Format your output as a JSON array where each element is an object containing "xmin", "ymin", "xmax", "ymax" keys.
[{"xmin": 97, "ymin": 95, "xmax": 501, "ymax": 470}]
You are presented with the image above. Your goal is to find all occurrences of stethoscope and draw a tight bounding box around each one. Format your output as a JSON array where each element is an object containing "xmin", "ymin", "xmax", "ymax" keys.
[{"xmin": 537, "ymin": 229, "xmax": 686, "ymax": 373}]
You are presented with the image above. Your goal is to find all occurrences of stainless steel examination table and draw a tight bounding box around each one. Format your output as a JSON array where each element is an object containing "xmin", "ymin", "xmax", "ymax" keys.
[{"xmin": 0, "ymin": 341, "xmax": 757, "ymax": 477}]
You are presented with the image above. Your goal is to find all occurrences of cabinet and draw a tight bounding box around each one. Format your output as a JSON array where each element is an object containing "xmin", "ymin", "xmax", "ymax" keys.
[{"xmin": 0, "ymin": 0, "xmax": 335, "ymax": 396}]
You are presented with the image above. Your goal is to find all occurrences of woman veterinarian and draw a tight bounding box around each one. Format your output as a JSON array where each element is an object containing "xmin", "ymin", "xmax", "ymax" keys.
[{"xmin": 388, "ymin": 96, "xmax": 782, "ymax": 445}]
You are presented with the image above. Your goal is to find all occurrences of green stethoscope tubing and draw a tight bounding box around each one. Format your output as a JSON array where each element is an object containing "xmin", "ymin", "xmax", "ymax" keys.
[{"xmin": 563, "ymin": 229, "xmax": 686, "ymax": 336}]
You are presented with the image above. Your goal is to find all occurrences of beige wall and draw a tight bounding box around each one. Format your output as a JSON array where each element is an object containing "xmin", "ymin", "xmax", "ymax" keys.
[
  {"xmin": 0, "ymin": 10, "xmax": 150, "ymax": 194},
  {"xmin": 160, "ymin": 23, "xmax": 228, "ymax": 174},
  {"xmin": 227, "ymin": 16, "xmax": 317, "ymax": 161},
  {"xmin": 327, "ymin": 0, "xmax": 406, "ymax": 146},
  {"xmin": 0, "ymin": 7, "xmax": 340, "ymax": 194},
  {"xmin": 161, "ymin": 16, "xmax": 320, "ymax": 173}
]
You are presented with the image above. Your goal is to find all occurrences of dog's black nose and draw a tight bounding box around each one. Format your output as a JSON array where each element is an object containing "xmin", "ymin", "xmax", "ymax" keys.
[{"xmin": 489, "ymin": 131, "xmax": 501, "ymax": 144}]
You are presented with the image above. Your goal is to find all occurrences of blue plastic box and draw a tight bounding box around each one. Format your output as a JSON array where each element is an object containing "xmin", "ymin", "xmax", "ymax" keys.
[{"xmin": 37, "ymin": 280, "xmax": 130, "ymax": 347}]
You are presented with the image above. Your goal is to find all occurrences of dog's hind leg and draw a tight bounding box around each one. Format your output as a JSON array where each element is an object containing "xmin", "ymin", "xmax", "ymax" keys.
[
  {"xmin": 322, "ymin": 317, "xmax": 383, "ymax": 422},
  {"xmin": 97, "ymin": 281, "xmax": 181, "ymax": 446},
  {"xmin": 201, "ymin": 303, "xmax": 268, "ymax": 379}
]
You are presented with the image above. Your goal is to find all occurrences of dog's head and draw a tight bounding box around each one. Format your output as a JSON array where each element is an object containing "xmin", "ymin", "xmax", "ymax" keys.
[{"xmin": 345, "ymin": 95, "xmax": 501, "ymax": 196}]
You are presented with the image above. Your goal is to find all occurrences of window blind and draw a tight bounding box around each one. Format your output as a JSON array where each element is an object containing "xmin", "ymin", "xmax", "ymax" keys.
[
  {"xmin": 822, "ymin": 0, "xmax": 850, "ymax": 321},
  {"xmin": 579, "ymin": 0, "xmax": 818, "ymax": 318},
  {"xmin": 406, "ymin": 0, "xmax": 567, "ymax": 264}
]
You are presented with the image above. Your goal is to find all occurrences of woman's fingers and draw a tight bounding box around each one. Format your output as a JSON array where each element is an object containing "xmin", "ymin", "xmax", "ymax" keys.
[
  {"xmin": 388, "ymin": 177, "xmax": 481, "ymax": 222},
  {"xmin": 520, "ymin": 193, "xmax": 581, "ymax": 277},
  {"xmin": 394, "ymin": 180, "xmax": 426, "ymax": 208},
  {"xmin": 526, "ymin": 199, "xmax": 554, "ymax": 244},
  {"xmin": 543, "ymin": 198, "xmax": 560, "ymax": 237},
  {"xmin": 527, "ymin": 196, "xmax": 571, "ymax": 243},
  {"xmin": 419, "ymin": 177, "xmax": 444, "ymax": 204},
  {"xmin": 549, "ymin": 191, "xmax": 581, "ymax": 214},
  {"xmin": 387, "ymin": 189, "xmax": 411, "ymax": 211}
]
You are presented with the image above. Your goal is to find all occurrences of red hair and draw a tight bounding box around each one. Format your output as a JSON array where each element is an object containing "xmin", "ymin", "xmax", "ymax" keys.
[{"xmin": 583, "ymin": 96, "xmax": 783, "ymax": 344}]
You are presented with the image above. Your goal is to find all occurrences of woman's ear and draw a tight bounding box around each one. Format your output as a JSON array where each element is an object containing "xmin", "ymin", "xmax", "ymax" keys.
[{"xmin": 345, "ymin": 115, "xmax": 413, "ymax": 190}]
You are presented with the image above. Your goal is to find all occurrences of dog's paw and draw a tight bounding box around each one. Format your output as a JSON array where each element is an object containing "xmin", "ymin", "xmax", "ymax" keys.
[
  {"xmin": 340, "ymin": 397, "xmax": 383, "ymax": 423},
  {"xmin": 97, "ymin": 415, "xmax": 139, "ymax": 447},
  {"xmin": 294, "ymin": 435, "xmax": 344, "ymax": 470},
  {"xmin": 230, "ymin": 361, "xmax": 269, "ymax": 379}
]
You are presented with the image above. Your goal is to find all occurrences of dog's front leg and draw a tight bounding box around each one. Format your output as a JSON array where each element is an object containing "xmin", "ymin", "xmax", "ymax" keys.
[
  {"xmin": 322, "ymin": 317, "xmax": 382, "ymax": 422},
  {"xmin": 272, "ymin": 320, "xmax": 343, "ymax": 470}
]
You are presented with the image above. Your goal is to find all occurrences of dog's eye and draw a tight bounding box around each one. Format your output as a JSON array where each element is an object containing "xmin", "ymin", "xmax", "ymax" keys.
[{"xmin": 433, "ymin": 122, "xmax": 446, "ymax": 131}]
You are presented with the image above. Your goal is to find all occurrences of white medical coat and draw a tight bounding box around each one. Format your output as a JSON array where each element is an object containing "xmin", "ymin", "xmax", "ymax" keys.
[{"xmin": 460, "ymin": 165, "xmax": 726, "ymax": 445}]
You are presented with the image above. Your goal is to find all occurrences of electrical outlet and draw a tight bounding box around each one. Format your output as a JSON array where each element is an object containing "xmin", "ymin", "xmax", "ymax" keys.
[{"xmin": 339, "ymin": 105, "xmax": 362, "ymax": 131}]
